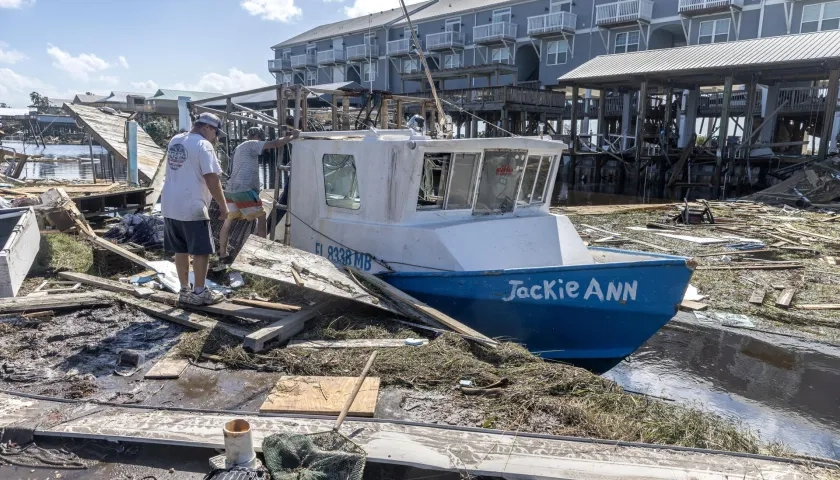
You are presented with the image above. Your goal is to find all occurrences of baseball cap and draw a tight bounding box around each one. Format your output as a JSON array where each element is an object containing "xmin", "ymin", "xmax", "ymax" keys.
[{"xmin": 195, "ymin": 112, "xmax": 226, "ymax": 136}]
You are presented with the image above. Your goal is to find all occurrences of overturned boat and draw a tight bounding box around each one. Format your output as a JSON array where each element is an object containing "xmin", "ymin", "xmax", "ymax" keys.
[{"xmin": 285, "ymin": 130, "xmax": 693, "ymax": 372}]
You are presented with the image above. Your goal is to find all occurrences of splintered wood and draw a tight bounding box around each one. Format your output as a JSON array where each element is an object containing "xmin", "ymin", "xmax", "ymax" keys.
[
  {"xmin": 748, "ymin": 290, "xmax": 766, "ymax": 305},
  {"xmin": 259, "ymin": 376, "xmax": 380, "ymax": 416},
  {"xmin": 775, "ymin": 288, "xmax": 797, "ymax": 309}
]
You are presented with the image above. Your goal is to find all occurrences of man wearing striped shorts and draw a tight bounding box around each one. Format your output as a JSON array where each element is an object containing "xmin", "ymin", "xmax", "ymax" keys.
[{"xmin": 219, "ymin": 126, "xmax": 299, "ymax": 262}]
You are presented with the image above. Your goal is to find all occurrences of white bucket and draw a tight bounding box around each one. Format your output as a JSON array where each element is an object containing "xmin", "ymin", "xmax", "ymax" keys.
[{"xmin": 223, "ymin": 419, "xmax": 256, "ymax": 467}]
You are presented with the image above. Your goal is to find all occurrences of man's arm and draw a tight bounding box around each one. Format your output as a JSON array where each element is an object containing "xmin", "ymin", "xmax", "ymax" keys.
[
  {"xmin": 204, "ymin": 173, "xmax": 228, "ymax": 219},
  {"xmin": 261, "ymin": 128, "xmax": 300, "ymax": 151}
]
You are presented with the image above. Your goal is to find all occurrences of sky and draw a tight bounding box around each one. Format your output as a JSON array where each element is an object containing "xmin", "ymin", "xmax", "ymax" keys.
[{"xmin": 0, "ymin": 0, "xmax": 422, "ymax": 108}]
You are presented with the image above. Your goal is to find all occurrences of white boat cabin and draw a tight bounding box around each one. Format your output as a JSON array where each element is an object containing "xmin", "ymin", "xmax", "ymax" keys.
[{"xmin": 288, "ymin": 130, "xmax": 594, "ymax": 274}]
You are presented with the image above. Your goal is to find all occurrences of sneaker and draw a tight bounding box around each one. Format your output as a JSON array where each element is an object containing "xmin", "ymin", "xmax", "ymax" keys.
[
  {"xmin": 181, "ymin": 288, "xmax": 225, "ymax": 306},
  {"xmin": 178, "ymin": 285, "xmax": 193, "ymax": 303}
]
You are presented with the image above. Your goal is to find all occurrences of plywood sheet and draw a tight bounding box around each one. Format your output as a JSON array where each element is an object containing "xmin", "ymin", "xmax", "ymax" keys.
[
  {"xmin": 259, "ymin": 375, "xmax": 380, "ymax": 416},
  {"xmin": 650, "ymin": 232, "xmax": 728, "ymax": 244},
  {"xmin": 63, "ymin": 103, "xmax": 164, "ymax": 182},
  {"xmin": 144, "ymin": 351, "xmax": 189, "ymax": 379}
]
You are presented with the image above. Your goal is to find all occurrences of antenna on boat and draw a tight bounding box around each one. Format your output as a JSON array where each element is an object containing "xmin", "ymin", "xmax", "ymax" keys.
[{"xmin": 397, "ymin": 0, "xmax": 452, "ymax": 139}]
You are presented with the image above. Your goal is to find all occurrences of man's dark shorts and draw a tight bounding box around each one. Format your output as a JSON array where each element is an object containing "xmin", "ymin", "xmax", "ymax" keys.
[{"xmin": 164, "ymin": 218, "xmax": 214, "ymax": 255}]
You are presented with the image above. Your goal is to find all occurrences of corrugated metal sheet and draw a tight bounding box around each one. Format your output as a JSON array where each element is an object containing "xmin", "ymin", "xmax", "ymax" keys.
[
  {"xmin": 392, "ymin": 0, "xmax": 517, "ymax": 25},
  {"xmin": 149, "ymin": 89, "xmax": 220, "ymax": 101},
  {"xmin": 73, "ymin": 94, "xmax": 107, "ymax": 104},
  {"xmin": 272, "ymin": 1, "xmax": 434, "ymax": 49},
  {"xmin": 559, "ymin": 30, "xmax": 840, "ymax": 84},
  {"xmin": 200, "ymin": 82, "xmax": 366, "ymax": 108}
]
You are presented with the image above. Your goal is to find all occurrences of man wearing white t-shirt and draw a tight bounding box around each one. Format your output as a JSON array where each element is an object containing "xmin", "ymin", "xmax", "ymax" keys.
[{"xmin": 161, "ymin": 112, "xmax": 229, "ymax": 306}]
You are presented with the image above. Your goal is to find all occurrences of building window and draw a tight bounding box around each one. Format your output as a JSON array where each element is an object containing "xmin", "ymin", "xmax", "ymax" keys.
[
  {"xmin": 546, "ymin": 40, "xmax": 568, "ymax": 65},
  {"xmin": 403, "ymin": 58, "xmax": 419, "ymax": 73},
  {"xmin": 306, "ymin": 44, "xmax": 316, "ymax": 55},
  {"xmin": 614, "ymin": 31, "xmax": 639, "ymax": 53},
  {"xmin": 364, "ymin": 33, "xmax": 376, "ymax": 45},
  {"xmin": 802, "ymin": 2, "xmax": 840, "ymax": 33},
  {"xmin": 404, "ymin": 26, "xmax": 418, "ymax": 38},
  {"xmin": 322, "ymin": 154, "xmax": 361, "ymax": 210},
  {"xmin": 445, "ymin": 17, "xmax": 461, "ymax": 32},
  {"xmin": 549, "ymin": 0, "xmax": 572, "ymax": 13},
  {"xmin": 306, "ymin": 70, "xmax": 317, "ymax": 85},
  {"xmin": 491, "ymin": 47, "xmax": 510, "ymax": 63},
  {"xmin": 282, "ymin": 49, "xmax": 291, "ymax": 60},
  {"xmin": 698, "ymin": 18, "xmax": 729, "ymax": 44},
  {"xmin": 444, "ymin": 53, "xmax": 461, "ymax": 69},
  {"xmin": 493, "ymin": 7, "xmax": 512, "ymax": 23},
  {"xmin": 281, "ymin": 73, "xmax": 292, "ymax": 85},
  {"xmin": 363, "ymin": 61, "xmax": 377, "ymax": 82},
  {"xmin": 474, "ymin": 150, "xmax": 527, "ymax": 214}
]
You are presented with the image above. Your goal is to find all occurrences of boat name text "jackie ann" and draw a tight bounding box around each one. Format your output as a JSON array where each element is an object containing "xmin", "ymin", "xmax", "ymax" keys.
[
  {"xmin": 502, "ymin": 279, "xmax": 637, "ymax": 302},
  {"xmin": 315, "ymin": 241, "xmax": 373, "ymax": 271}
]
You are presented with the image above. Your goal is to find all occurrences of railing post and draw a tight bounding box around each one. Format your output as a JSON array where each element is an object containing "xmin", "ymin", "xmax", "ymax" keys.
[
  {"xmin": 634, "ymin": 81, "xmax": 648, "ymax": 198},
  {"xmin": 819, "ymin": 65, "xmax": 840, "ymax": 159}
]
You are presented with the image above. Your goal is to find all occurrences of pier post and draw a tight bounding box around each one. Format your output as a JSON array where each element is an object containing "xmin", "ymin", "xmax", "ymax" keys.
[
  {"xmin": 582, "ymin": 89, "xmax": 591, "ymax": 136},
  {"xmin": 396, "ymin": 100, "xmax": 404, "ymax": 129},
  {"xmin": 819, "ymin": 65, "xmax": 840, "ymax": 160},
  {"xmin": 342, "ymin": 94, "xmax": 350, "ymax": 130},
  {"xmin": 715, "ymin": 76, "xmax": 733, "ymax": 199},
  {"xmin": 569, "ymin": 86, "xmax": 579, "ymax": 187},
  {"xmin": 741, "ymin": 77, "xmax": 758, "ymax": 193},
  {"xmin": 678, "ymin": 89, "xmax": 699, "ymax": 148},
  {"xmin": 277, "ymin": 86, "xmax": 287, "ymax": 131},
  {"xmin": 381, "ymin": 98, "xmax": 390, "ymax": 129},
  {"xmin": 621, "ymin": 93, "xmax": 631, "ymax": 151},
  {"xmin": 759, "ymin": 83, "xmax": 779, "ymax": 144},
  {"xmin": 127, "ymin": 120, "xmax": 138, "ymax": 186},
  {"xmin": 634, "ymin": 81, "xmax": 648, "ymax": 197},
  {"xmin": 293, "ymin": 87, "xmax": 302, "ymax": 131},
  {"xmin": 177, "ymin": 96, "xmax": 191, "ymax": 132}
]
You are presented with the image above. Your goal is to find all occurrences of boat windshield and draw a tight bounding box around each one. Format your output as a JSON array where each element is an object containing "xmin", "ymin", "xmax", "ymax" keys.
[
  {"xmin": 322, "ymin": 154, "xmax": 361, "ymax": 210},
  {"xmin": 473, "ymin": 150, "xmax": 527, "ymax": 215},
  {"xmin": 416, "ymin": 152, "xmax": 481, "ymax": 211}
]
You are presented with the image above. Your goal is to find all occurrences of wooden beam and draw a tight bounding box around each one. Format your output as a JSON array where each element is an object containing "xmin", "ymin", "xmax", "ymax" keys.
[
  {"xmin": 748, "ymin": 290, "xmax": 766, "ymax": 305},
  {"xmin": 795, "ymin": 304, "xmax": 840, "ymax": 310},
  {"xmin": 346, "ymin": 267, "xmax": 497, "ymax": 347},
  {"xmin": 288, "ymin": 338, "xmax": 428, "ymax": 349},
  {"xmin": 243, "ymin": 303, "xmax": 328, "ymax": 352},
  {"xmin": 774, "ymin": 288, "xmax": 796, "ymax": 309},
  {"xmin": 231, "ymin": 298, "xmax": 301, "ymax": 312},
  {"xmin": 144, "ymin": 349, "xmax": 189, "ymax": 379},
  {"xmin": 715, "ymin": 76, "xmax": 733, "ymax": 199},
  {"xmin": 116, "ymin": 295, "xmax": 250, "ymax": 338},
  {"xmin": 0, "ymin": 291, "xmax": 111, "ymax": 314}
]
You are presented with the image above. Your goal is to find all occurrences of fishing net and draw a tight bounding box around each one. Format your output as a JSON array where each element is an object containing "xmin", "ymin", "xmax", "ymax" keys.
[
  {"xmin": 262, "ymin": 431, "xmax": 366, "ymax": 480},
  {"xmin": 103, "ymin": 213, "xmax": 164, "ymax": 249}
]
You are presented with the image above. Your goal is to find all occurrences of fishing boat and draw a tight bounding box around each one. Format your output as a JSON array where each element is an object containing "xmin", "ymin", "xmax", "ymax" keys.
[{"xmin": 284, "ymin": 129, "xmax": 694, "ymax": 372}]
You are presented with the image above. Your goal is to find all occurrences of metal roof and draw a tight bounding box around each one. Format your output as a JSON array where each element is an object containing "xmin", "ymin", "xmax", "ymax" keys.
[
  {"xmin": 201, "ymin": 82, "xmax": 367, "ymax": 108},
  {"xmin": 0, "ymin": 107, "xmax": 30, "ymax": 117},
  {"xmin": 559, "ymin": 30, "xmax": 840, "ymax": 88},
  {"xmin": 149, "ymin": 89, "xmax": 221, "ymax": 101},
  {"xmin": 392, "ymin": 0, "xmax": 518, "ymax": 25},
  {"xmin": 271, "ymin": 1, "xmax": 434, "ymax": 49},
  {"xmin": 73, "ymin": 94, "xmax": 107, "ymax": 104}
]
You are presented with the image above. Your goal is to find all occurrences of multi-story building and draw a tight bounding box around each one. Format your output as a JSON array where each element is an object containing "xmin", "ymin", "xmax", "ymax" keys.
[{"xmin": 269, "ymin": 0, "xmax": 824, "ymax": 95}]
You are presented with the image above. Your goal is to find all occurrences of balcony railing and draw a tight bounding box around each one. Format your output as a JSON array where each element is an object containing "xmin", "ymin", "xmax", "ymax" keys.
[
  {"xmin": 387, "ymin": 38, "xmax": 421, "ymax": 56},
  {"xmin": 678, "ymin": 0, "xmax": 743, "ymax": 14},
  {"xmin": 426, "ymin": 31, "xmax": 466, "ymax": 50},
  {"xmin": 698, "ymin": 90, "xmax": 762, "ymax": 115},
  {"xmin": 291, "ymin": 54, "xmax": 316, "ymax": 68},
  {"xmin": 595, "ymin": 0, "xmax": 654, "ymax": 26},
  {"xmin": 411, "ymin": 86, "xmax": 566, "ymax": 108},
  {"xmin": 777, "ymin": 86, "xmax": 840, "ymax": 113},
  {"xmin": 473, "ymin": 22, "xmax": 518, "ymax": 44},
  {"xmin": 527, "ymin": 12, "xmax": 577, "ymax": 36},
  {"xmin": 317, "ymin": 49, "xmax": 346, "ymax": 64},
  {"xmin": 268, "ymin": 58, "xmax": 291, "ymax": 70},
  {"xmin": 346, "ymin": 44, "xmax": 379, "ymax": 60}
]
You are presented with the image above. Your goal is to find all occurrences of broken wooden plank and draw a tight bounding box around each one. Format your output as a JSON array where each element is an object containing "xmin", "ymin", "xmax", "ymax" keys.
[
  {"xmin": 650, "ymin": 232, "xmax": 728, "ymax": 244},
  {"xmin": 0, "ymin": 291, "xmax": 111, "ymax": 314},
  {"xmin": 145, "ymin": 152, "xmax": 167, "ymax": 207},
  {"xmin": 580, "ymin": 224, "xmax": 620, "ymax": 236},
  {"xmin": 775, "ymin": 288, "xmax": 796, "ymax": 309},
  {"xmin": 242, "ymin": 302, "xmax": 329, "ymax": 352},
  {"xmin": 748, "ymin": 290, "xmax": 766, "ymax": 306},
  {"xmin": 795, "ymin": 304, "xmax": 840, "ymax": 310},
  {"xmin": 88, "ymin": 236, "xmax": 158, "ymax": 272},
  {"xmin": 57, "ymin": 271, "xmax": 285, "ymax": 323},
  {"xmin": 694, "ymin": 249, "xmax": 769, "ymax": 258},
  {"xmin": 116, "ymin": 295, "xmax": 250, "ymax": 339},
  {"xmin": 623, "ymin": 238, "xmax": 672, "ymax": 253},
  {"xmin": 679, "ymin": 300, "xmax": 708, "ymax": 311},
  {"xmin": 231, "ymin": 298, "xmax": 301, "ymax": 312},
  {"xmin": 288, "ymin": 338, "xmax": 428, "ymax": 349},
  {"xmin": 804, "ymin": 169, "xmax": 820, "ymax": 187},
  {"xmin": 824, "ymin": 256, "xmax": 837, "ymax": 266},
  {"xmin": 783, "ymin": 226, "xmax": 840, "ymax": 243},
  {"xmin": 696, "ymin": 264, "xmax": 803, "ymax": 271},
  {"xmin": 259, "ymin": 375, "xmax": 380, "ymax": 416},
  {"xmin": 347, "ymin": 266, "xmax": 497, "ymax": 347},
  {"xmin": 144, "ymin": 350, "xmax": 189, "ymax": 379},
  {"xmin": 231, "ymin": 235, "xmax": 390, "ymax": 313}
]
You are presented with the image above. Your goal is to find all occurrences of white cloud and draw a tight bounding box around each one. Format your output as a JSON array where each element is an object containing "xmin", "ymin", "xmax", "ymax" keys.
[
  {"xmin": 0, "ymin": 67, "xmax": 53, "ymax": 106},
  {"xmin": 240, "ymin": 0, "xmax": 301, "ymax": 22},
  {"xmin": 97, "ymin": 75, "xmax": 120, "ymax": 85},
  {"xmin": 324, "ymin": 0, "xmax": 344, "ymax": 3},
  {"xmin": 0, "ymin": 42, "xmax": 26, "ymax": 64},
  {"xmin": 172, "ymin": 68, "xmax": 268, "ymax": 93},
  {"xmin": 344, "ymin": 0, "xmax": 422, "ymax": 17},
  {"xmin": 118, "ymin": 55, "xmax": 129, "ymax": 69},
  {"xmin": 0, "ymin": 0, "xmax": 35, "ymax": 8},
  {"xmin": 46, "ymin": 44, "xmax": 110, "ymax": 81},
  {"xmin": 131, "ymin": 80, "xmax": 159, "ymax": 91}
]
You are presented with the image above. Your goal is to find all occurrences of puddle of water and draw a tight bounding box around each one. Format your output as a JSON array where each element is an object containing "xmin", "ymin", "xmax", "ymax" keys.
[
  {"xmin": 605, "ymin": 321, "xmax": 840, "ymax": 459},
  {"xmin": 1, "ymin": 141, "xmax": 127, "ymax": 182}
]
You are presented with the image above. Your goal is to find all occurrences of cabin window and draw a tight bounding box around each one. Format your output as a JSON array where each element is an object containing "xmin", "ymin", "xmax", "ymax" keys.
[
  {"xmin": 517, "ymin": 155, "xmax": 551, "ymax": 205},
  {"xmin": 445, "ymin": 153, "xmax": 481, "ymax": 210},
  {"xmin": 417, "ymin": 153, "xmax": 452, "ymax": 210},
  {"xmin": 322, "ymin": 154, "xmax": 361, "ymax": 210},
  {"xmin": 474, "ymin": 150, "xmax": 527, "ymax": 214}
]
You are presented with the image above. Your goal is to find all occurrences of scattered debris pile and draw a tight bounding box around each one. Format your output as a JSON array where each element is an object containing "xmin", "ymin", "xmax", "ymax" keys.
[{"xmin": 745, "ymin": 157, "xmax": 840, "ymax": 209}]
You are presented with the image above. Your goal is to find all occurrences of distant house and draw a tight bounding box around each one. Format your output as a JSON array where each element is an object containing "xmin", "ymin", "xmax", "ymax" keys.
[
  {"xmin": 145, "ymin": 89, "xmax": 221, "ymax": 121},
  {"xmin": 28, "ymin": 98, "xmax": 72, "ymax": 115},
  {"xmin": 72, "ymin": 94, "xmax": 107, "ymax": 105}
]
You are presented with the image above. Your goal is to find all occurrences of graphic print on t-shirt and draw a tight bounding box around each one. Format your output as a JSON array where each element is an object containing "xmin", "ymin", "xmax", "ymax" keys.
[{"xmin": 168, "ymin": 143, "xmax": 188, "ymax": 170}]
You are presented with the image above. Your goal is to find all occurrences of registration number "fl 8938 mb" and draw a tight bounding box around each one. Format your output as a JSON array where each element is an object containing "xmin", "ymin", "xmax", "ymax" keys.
[{"xmin": 315, "ymin": 241, "xmax": 373, "ymax": 271}]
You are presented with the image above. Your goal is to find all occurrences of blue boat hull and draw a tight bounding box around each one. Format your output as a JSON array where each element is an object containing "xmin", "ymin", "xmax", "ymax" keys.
[{"xmin": 379, "ymin": 249, "xmax": 694, "ymax": 373}]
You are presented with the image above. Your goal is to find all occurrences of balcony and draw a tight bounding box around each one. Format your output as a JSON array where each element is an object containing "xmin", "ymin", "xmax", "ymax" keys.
[
  {"xmin": 426, "ymin": 31, "xmax": 466, "ymax": 51},
  {"xmin": 268, "ymin": 58, "xmax": 291, "ymax": 71},
  {"xmin": 595, "ymin": 0, "xmax": 654, "ymax": 26},
  {"xmin": 386, "ymin": 38, "xmax": 421, "ymax": 56},
  {"xmin": 678, "ymin": 0, "xmax": 743, "ymax": 15},
  {"xmin": 291, "ymin": 54, "xmax": 316, "ymax": 68},
  {"xmin": 527, "ymin": 12, "xmax": 577, "ymax": 36},
  {"xmin": 346, "ymin": 44, "xmax": 379, "ymax": 61},
  {"xmin": 473, "ymin": 22, "xmax": 518, "ymax": 44},
  {"xmin": 317, "ymin": 49, "xmax": 346, "ymax": 65},
  {"xmin": 777, "ymin": 86, "xmax": 840, "ymax": 114}
]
